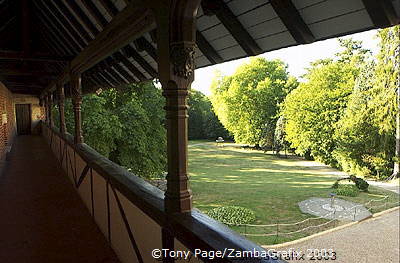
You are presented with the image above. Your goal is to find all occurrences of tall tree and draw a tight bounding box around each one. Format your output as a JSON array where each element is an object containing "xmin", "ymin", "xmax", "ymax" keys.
[
  {"xmin": 283, "ymin": 39, "xmax": 368, "ymax": 166},
  {"xmin": 372, "ymin": 26, "xmax": 400, "ymax": 179},
  {"xmin": 210, "ymin": 57, "xmax": 295, "ymax": 146}
]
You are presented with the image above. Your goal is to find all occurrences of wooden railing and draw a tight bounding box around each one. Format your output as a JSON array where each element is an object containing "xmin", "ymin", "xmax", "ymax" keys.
[{"xmin": 41, "ymin": 122, "xmax": 283, "ymax": 263}]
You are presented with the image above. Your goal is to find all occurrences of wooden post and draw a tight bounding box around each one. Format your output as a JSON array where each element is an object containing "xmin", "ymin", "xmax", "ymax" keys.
[
  {"xmin": 70, "ymin": 73, "xmax": 83, "ymax": 144},
  {"xmin": 43, "ymin": 95, "xmax": 48, "ymax": 124},
  {"xmin": 155, "ymin": 0, "xmax": 201, "ymax": 213},
  {"xmin": 48, "ymin": 93, "xmax": 53, "ymax": 128},
  {"xmin": 57, "ymin": 83, "xmax": 67, "ymax": 135}
]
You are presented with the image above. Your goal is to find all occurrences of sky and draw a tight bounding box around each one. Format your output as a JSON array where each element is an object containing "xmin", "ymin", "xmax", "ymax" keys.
[{"xmin": 191, "ymin": 29, "xmax": 380, "ymax": 96}]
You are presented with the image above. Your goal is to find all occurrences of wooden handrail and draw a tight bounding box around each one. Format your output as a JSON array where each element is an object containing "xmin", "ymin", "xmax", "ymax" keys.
[{"xmin": 41, "ymin": 122, "xmax": 282, "ymax": 263}]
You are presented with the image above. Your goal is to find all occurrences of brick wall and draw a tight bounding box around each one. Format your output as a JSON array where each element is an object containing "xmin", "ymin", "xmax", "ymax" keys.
[{"xmin": 0, "ymin": 82, "xmax": 16, "ymax": 162}]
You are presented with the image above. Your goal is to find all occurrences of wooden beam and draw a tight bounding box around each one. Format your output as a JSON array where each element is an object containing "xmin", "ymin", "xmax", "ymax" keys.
[
  {"xmin": 196, "ymin": 31, "xmax": 223, "ymax": 64},
  {"xmin": 81, "ymin": 0, "xmax": 108, "ymax": 27},
  {"xmin": 34, "ymin": 2, "xmax": 80, "ymax": 53},
  {"xmin": 270, "ymin": 0, "xmax": 315, "ymax": 44},
  {"xmin": 70, "ymin": 3, "xmax": 155, "ymax": 74},
  {"xmin": 52, "ymin": 0, "xmax": 93, "ymax": 43},
  {"xmin": 122, "ymin": 45, "xmax": 157, "ymax": 78},
  {"xmin": 134, "ymin": 37, "xmax": 157, "ymax": 61},
  {"xmin": 113, "ymin": 52, "xmax": 146, "ymax": 81},
  {"xmin": 35, "ymin": 15, "xmax": 74, "ymax": 55},
  {"xmin": 98, "ymin": 0, "xmax": 119, "ymax": 17},
  {"xmin": 0, "ymin": 51, "xmax": 71, "ymax": 62},
  {"xmin": 201, "ymin": 0, "xmax": 261, "ymax": 56},
  {"xmin": 39, "ymin": 0, "xmax": 87, "ymax": 48},
  {"xmin": 362, "ymin": 0, "xmax": 400, "ymax": 28},
  {"xmin": 0, "ymin": 68, "xmax": 57, "ymax": 77},
  {"xmin": 64, "ymin": 1, "xmax": 100, "ymax": 35},
  {"xmin": 0, "ymin": 16, "xmax": 15, "ymax": 34},
  {"xmin": 106, "ymin": 56, "xmax": 136, "ymax": 82},
  {"xmin": 21, "ymin": 0, "xmax": 30, "ymax": 53}
]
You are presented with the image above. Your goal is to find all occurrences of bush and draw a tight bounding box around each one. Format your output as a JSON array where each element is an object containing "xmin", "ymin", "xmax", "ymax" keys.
[
  {"xmin": 334, "ymin": 184, "xmax": 359, "ymax": 197},
  {"xmin": 333, "ymin": 175, "xmax": 369, "ymax": 192},
  {"xmin": 353, "ymin": 177, "xmax": 369, "ymax": 192},
  {"xmin": 206, "ymin": 206, "xmax": 256, "ymax": 225}
]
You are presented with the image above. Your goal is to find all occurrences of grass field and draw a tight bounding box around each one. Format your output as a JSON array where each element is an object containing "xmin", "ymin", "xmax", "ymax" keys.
[{"xmin": 188, "ymin": 141, "xmax": 400, "ymax": 245}]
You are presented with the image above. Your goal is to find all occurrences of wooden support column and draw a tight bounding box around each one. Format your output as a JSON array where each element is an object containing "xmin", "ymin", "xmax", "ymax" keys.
[
  {"xmin": 43, "ymin": 96, "xmax": 48, "ymax": 124},
  {"xmin": 155, "ymin": 0, "xmax": 201, "ymax": 214},
  {"xmin": 57, "ymin": 83, "xmax": 67, "ymax": 135},
  {"xmin": 71, "ymin": 74, "xmax": 84, "ymax": 144},
  {"xmin": 48, "ymin": 93, "xmax": 53, "ymax": 128}
]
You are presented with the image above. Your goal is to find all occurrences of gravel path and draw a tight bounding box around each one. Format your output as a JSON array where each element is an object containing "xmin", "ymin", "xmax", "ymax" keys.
[{"xmin": 276, "ymin": 209, "xmax": 400, "ymax": 263}]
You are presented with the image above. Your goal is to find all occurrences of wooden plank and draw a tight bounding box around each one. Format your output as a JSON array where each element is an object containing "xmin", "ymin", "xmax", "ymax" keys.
[
  {"xmin": 196, "ymin": 30, "xmax": 223, "ymax": 64},
  {"xmin": 21, "ymin": 0, "xmax": 30, "ymax": 53},
  {"xmin": 270, "ymin": 0, "xmax": 315, "ymax": 44},
  {"xmin": 0, "ymin": 50, "xmax": 71, "ymax": 62},
  {"xmin": 39, "ymin": 0, "xmax": 87, "ymax": 48},
  {"xmin": 65, "ymin": 1, "xmax": 100, "ymax": 35},
  {"xmin": 362, "ymin": 0, "xmax": 399, "ymax": 28},
  {"xmin": 0, "ymin": 16, "xmax": 15, "ymax": 34},
  {"xmin": 53, "ymin": 1, "xmax": 93, "ymax": 43},
  {"xmin": 98, "ymin": 0, "xmax": 119, "ymax": 17},
  {"xmin": 113, "ymin": 52, "xmax": 145, "ymax": 81},
  {"xmin": 122, "ymin": 45, "xmax": 157, "ymax": 78},
  {"xmin": 35, "ymin": 15, "xmax": 74, "ymax": 55},
  {"xmin": 70, "ymin": 4, "xmax": 155, "ymax": 74},
  {"xmin": 34, "ymin": 1, "xmax": 81, "ymax": 53},
  {"xmin": 201, "ymin": 0, "xmax": 262, "ymax": 56},
  {"xmin": 81, "ymin": 0, "xmax": 108, "ymax": 27},
  {"xmin": 134, "ymin": 37, "xmax": 157, "ymax": 61},
  {"xmin": 106, "ymin": 56, "xmax": 136, "ymax": 82}
]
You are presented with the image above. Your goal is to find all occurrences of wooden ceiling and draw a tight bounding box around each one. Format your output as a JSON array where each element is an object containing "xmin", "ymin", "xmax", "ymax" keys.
[{"xmin": 0, "ymin": 0, "xmax": 399, "ymax": 96}]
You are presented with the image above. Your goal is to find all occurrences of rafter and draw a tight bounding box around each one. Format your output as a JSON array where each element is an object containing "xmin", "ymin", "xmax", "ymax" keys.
[
  {"xmin": 34, "ymin": 2, "xmax": 80, "ymax": 54},
  {"xmin": 201, "ymin": 0, "xmax": 261, "ymax": 56},
  {"xmin": 196, "ymin": 31, "xmax": 223, "ymax": 64},
  {"xmin": 122, "ymin": 45, "xmax": 157, "ymax": 78},
  {"xmin": 64, "ymin": 1, "xmax": 100, "ymax": 35},
  {"xmin": 133, "ymin": 37, "xmax": 157, "ymax": 61},
  {"xmin": 39, "ymin": 0, "xmax": 87, "ymax": 48},
  {"xmin": 70, "ymin": 4, "xmax": 155, "ymax": 74},
  {"xmin": 270, "ymin": 0, "xmax": 315, "ymax": 44},
  {"xmin": 0, "ymin": 16, "xmax": 15, "ymax": 34},
  {"xmin": 81, "ymin": 0, "xmax": 108, "ymax": 28},
  {"xmin": 113, "ymin": 51, "xmax": 146, "ymax": 81},
  {"xmin": 362, "ymin": 0, "xmax": 399, "ymax": 28},
  {"xmin": 0, "ymin": 68, "xmax": 57, "ymax": 77},
  {"xmin": 0, "ymin": 50, "xmax": 71, "ymax": 62},
  {"xmin": 52, "ymin": 0, "xmax": 92, "ymax": 43}
]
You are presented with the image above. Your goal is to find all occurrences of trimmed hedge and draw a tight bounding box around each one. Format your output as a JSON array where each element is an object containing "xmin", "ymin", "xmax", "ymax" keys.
[{"xmin": 206, "ymin": 206, "xmax": 256, "ymax": 225}]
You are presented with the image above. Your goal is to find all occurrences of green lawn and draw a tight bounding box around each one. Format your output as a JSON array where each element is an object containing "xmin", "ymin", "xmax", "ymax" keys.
[{"xmin": 188, "ymin": 141, "xmax": 400, "ymax": 245}]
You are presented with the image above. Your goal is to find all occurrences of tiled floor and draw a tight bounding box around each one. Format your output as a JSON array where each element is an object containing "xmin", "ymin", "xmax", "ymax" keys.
[{"xmin": 0, "ymin": 135, "xmax": 120, "ymax": 263}]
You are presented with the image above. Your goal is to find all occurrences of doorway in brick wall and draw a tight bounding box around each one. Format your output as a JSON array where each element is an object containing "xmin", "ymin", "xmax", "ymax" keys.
[{"xmin": 15, "ymin": 104, "xmax": 31, "ymax": 135}]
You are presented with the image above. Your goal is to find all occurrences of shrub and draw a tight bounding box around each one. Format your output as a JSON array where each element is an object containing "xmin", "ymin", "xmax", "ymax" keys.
[
  {"xmin": 353, "ymin": 177, "xmax": 369, "ymax": 192},
  {"xmin": 206, "ymin": 206, "xmax": 256, "ymax": 225},
  {"xmin": 334, "ymin": 184, "xmax": 359, "ymax": 197},
  {"xmin": 333, "ymin": 175, "xmax": 369, "ymax": 192}
]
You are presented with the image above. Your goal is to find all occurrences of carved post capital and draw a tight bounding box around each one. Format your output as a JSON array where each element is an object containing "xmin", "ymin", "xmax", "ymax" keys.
[{"xmin": 170, "ymin": 41, "xmax": 197, "ymax": 81}]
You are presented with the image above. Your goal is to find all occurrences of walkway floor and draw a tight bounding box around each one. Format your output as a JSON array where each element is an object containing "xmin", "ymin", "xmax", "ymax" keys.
[
  {"xmin": 0, "ymin": 135, "xmax": 120, "ymax": 263},
  {"xmin": 278, "ymin": 209, "xmax": 400, "ymax": 263}
]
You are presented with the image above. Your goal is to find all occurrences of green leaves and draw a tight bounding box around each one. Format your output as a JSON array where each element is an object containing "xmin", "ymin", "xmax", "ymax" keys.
[
  {"xmin": 210, "ymin": 57, "xmax": 295, "ymax": 146},
  {"xmin": 206, "ymin": 206, "xmax": 256, "ymax": 225},
  {"xmin": 64, "ymin": 82, "xmax": 167, "ymax": 179}
]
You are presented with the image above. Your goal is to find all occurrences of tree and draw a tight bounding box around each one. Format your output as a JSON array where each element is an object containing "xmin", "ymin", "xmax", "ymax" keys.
[
  {"xmin": 188, "ymin": 90, "xmax": 211, "ymax": 139},
  {"xmin": 210, "ymin": 57, "xmax": 295, "ymax": 146},
  {"xmin": 62, "ymin": 82, "xmax": 167, "ymax": 179},
  {"xmin": 283, "ymin": 39, "xmax": 367, "ymax": 166},
  {"xmin": 371, "ymin": 26, "xmax": 399, "ymax": 179}
]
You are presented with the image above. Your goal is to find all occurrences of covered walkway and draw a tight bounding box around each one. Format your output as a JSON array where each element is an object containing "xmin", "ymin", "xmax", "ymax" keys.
[{"xmin": 0, "ymin": 135, "xmax": 119, "ymax": 263}]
